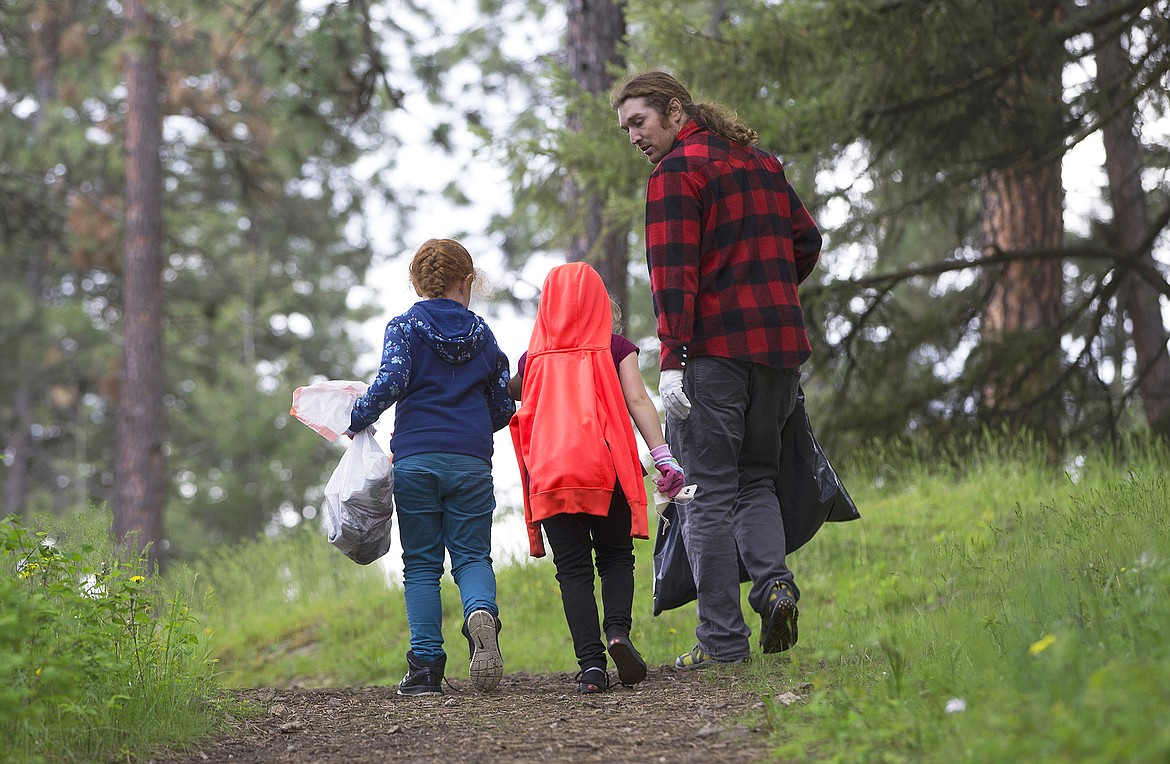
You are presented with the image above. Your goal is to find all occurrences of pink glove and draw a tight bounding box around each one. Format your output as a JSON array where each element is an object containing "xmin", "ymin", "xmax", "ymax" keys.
[{"xmin": 650, "ymin": 444, "xmax": 685, "ymax": 498}]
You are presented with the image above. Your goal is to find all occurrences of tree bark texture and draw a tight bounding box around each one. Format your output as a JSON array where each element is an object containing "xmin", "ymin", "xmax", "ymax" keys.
[
  {"xmin": 981, "ymin": 163, "xmax": 1065, "ymax": 428},
  {"xmin": 1093, "ymin": 14, "xmax": 1170, "ymax": 435},
  {"xmin": 564, "ymin": 0, "xmax": 630, "ymax": 318},
  {"xmin": 114, "ymin": 0, "xmax": 165, "ymax": 571},
  {"xmin": 978, "ymin": 1, "xmax": 1066, "ymax": 438}
]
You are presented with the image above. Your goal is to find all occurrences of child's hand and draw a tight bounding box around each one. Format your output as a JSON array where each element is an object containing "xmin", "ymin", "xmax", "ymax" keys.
[
  {"xmin": 650, "ymin": 445, "xmax": 685, "ymax": 498},
  {"xmin": 655, "ymin": 464, "xmax": 685, "ymax": 498}
]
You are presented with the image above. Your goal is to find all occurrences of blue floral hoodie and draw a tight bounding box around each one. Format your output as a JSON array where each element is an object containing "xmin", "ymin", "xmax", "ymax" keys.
[{"xmin": 349, "ymin": 298, "xmax": 515, "ymax": 462}]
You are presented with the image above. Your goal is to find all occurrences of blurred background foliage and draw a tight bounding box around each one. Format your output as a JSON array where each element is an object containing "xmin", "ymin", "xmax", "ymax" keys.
[{"xmin": 1, "ymin": 0, "xmax": 1167, "ymax": 563}]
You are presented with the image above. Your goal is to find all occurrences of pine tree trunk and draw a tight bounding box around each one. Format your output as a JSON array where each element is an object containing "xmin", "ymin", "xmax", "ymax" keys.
[
  {"xmin": 980, "ymin": 163, "xmax": 1065, "ymax": 436},
  {"xmin": 114, "ymin": 0, "xmax": 165, "ymax": 571},
  {"xmin": 564, "ymin": 0, "xmax": 629, "ymax": 318},
  {"xmin": 978, "ymin": 1, "xmax": 1066, "ymax": 440},
  {"xmin": 1094, "ymin": 16, "xmax": 1170, "ymax": 436}
]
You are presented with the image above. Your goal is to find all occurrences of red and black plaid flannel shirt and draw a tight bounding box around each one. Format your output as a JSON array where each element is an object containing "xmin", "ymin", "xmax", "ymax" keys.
[{"xmin": 644, "ymin": 121, "xmax": 822, "ymax": 371}]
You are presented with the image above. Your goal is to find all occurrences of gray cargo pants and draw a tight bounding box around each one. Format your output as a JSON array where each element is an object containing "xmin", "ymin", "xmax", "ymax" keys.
[{"xmin": 667, "ymin": 356, "xmax": 801, "ymax": 661}]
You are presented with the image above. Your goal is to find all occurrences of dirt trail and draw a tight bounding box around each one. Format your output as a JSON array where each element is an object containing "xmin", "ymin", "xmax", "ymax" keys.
[{"xmin": 147, "ymin": 667, "xmax": 792, "ymax": 763}]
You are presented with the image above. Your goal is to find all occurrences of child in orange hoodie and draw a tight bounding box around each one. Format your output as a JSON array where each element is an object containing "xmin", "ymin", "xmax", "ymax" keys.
[{"xmin": 509, "ymin": 262, "xmax": 684, "ymax": 693}]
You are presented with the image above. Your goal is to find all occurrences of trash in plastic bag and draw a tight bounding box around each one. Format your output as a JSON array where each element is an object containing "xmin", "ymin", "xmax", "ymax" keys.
[
  {"xmin": 652, "ymin": 483, "xmax": 697, "ymax": 513},
  {"xmin": 777, "ymin": 386, "xmax": 861, "ymax": 552},
  {"xmin": 291, "ymin": 380, "xmax": 394, "ymax": 565},
  {"xmin": 652, "ymin": 385, "xmax": 860, "ymax": 615},
  {"xmin": 323, "ymin": 428, "xmax": 394, "ymax": 565},
  {"xmin": 290, "ymin": 380, "xmax": 368, "ymax": 442},
  {"xmin": 651, "ymin": 501, "xmax": 735, "ymax": 616}
]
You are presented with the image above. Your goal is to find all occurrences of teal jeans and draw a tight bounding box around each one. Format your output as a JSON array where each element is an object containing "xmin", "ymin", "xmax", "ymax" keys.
[{"xmin": 393, "ymin": 452, "xmax": 498, "ymax": 662}]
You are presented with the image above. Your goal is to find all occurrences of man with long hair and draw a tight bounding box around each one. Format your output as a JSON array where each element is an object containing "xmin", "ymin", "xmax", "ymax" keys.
[{"xmin": 612, "ymin": 71, "xmax": 822, "ymax": 668}]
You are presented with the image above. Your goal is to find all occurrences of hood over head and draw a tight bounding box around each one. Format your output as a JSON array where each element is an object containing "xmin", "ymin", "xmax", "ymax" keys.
[{"xmin": 530, "ymin": 263, "xmax": 611, "ymax": 355}]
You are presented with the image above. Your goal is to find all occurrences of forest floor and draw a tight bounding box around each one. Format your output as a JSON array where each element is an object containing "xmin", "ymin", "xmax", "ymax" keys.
[{"xmin": 146, "ymin": 666, "xmax": 799, "ymax": 763}]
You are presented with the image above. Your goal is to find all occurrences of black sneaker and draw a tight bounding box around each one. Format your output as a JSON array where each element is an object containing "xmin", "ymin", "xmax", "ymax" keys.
[
  {"xmin": 759, "ymin": 580, "xmax": 799, "ymax": 654},
  {"xmin": 398, "ymin": 650, "xmax": 446, "ymax": 696},
  {"xmin": 465, "ymin": 609, "xmax": 503, "ymax": 692},
  {"xmin": 606, "ymin": 633, "xmax": 647, "ymax": 686},
  {"xmin": 575, "ymin": 666, "xmax": 609, "ymax": 694}
]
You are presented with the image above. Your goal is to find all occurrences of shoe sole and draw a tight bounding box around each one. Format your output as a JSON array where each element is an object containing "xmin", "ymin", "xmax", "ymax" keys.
[
  {"xmin": 467, "ymin": 611, "xmax": 503, "ymax": 692},
  {"xmin": 607, "ymin": 639, "xmax": 647, "ymax": 686},
  {"xmin": 396, "ymin": 687, "xmax": 443, "ymax": 697},
  {"xmin": 760, "ymin": 599, "xmax": 799, "ymax": 654}
]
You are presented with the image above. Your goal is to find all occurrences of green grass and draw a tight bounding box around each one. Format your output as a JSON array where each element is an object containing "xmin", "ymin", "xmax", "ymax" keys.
[
  {"xmin": 0, "ymin": 509, "xmax": 228, "ymax": 764},
  {"xmin": 18, "ymin": 433, "xmax": 1164, "ymax": 762},
  {"xmin": 187, "ymin": 435, "xmax": 1170, "ymax": 762},
  {"xmin": 175, "ymin": 508, "xmax": 707, "ymax": 685},
  {"xmin": 756, "ymin": 439, "xmax": 1170, "ymax": 763}
]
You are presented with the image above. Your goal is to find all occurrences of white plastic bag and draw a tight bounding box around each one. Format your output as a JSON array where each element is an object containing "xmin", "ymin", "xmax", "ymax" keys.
[
  {"xmin": 323, "ymin": 429, "xmax": 394, "ymax": 565},
  {"xmin": 292, "ymin": 379, "xmax": 393, "ymax": 564},
  {"xmin": 290, "ymin": 380, "xmax": 368, "ymax": 442}
]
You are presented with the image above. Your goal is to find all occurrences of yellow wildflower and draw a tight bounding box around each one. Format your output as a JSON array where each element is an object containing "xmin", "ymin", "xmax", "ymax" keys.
[{"xmin": 1029, "ymin": 634, "xmax": 1056, "ymax": 656}]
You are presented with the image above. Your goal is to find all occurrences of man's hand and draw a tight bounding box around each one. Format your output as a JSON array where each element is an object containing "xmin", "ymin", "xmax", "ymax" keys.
[{"xmin": 659, "ymin": 369, "xmax": 691, "ymax": 420}]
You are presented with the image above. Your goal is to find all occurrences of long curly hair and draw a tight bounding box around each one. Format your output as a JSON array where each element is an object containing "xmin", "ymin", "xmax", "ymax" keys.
[
  {"xmin": 408, "ymin": 238, "xmax": 476, "ymax": 299},
  {"xmin": 610, "ymin": 70, "xmax": 758, "ymax": 147}
]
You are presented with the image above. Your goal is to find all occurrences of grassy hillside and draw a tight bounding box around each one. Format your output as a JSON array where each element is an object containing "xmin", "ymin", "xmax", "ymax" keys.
[{"xmin": 177, "ymin": 435, "xmax": 1170, "ymax": 762}]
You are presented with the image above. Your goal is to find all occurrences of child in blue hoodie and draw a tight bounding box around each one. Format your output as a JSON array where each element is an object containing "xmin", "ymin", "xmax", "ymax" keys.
[{"xmin": 346, "ymin": 238, "xmax": 515, "ymax": 696}]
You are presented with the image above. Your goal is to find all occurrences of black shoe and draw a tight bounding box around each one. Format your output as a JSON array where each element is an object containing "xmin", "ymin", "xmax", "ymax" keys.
[
  {"xmin": 606, "ymin": 634, "xmax": 647, "ymax": 686},
  {"xmin": 759, "ymin": 580, "xmax": 799, "ymax": 654},
  {"xmin": 575, "ymin": 666, "xmax": 609, "ymax": 694},
  {"xmin": 398, "ymin": 650, "xmax": 446, "ymax": 696},
  {"xmin": 465, "ymin": 609, "xmax": 503, "ymax": 692}
]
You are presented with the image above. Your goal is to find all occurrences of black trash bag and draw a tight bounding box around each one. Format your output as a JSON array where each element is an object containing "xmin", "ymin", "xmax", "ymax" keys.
[
  {"xmin": 651, "ymin": 502, "xmax": 740, "ymax": 616},
  {"xmin": 779, "ymin": 386, "xmax": 861, "ymax": 552},
  {"xmin": 652, "ymin": 386, "xmax": 860, "ymax": 615}
]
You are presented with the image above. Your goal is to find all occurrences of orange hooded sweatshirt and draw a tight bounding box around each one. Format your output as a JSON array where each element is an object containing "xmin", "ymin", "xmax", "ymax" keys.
[{"xmin": 510, "ymin": 263, "xmax": 649, "ymax": 557}]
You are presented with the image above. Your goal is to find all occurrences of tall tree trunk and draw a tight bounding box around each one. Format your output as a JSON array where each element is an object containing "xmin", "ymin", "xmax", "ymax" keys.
[
  {"xmin": 6, "ymin": 1, "xmax": 62, "ymax": 515},
  {"xmin": 114, "ymin": 0, "xmax": 165, "ymax": 571},
  {"xmin": 981, "ymin": 165, "xmax": 1065, "ymax": 429},
  {"xmin": 564, "ymin": 0, "xmax": 630, "ymax": 319},
  {"xmin": 979, "ymin": 2, "xmax": 1066, "ymax": 441},
  {"xmin": 1093, "ymin": 12, "xmax": 1170, "ymax": 436}
]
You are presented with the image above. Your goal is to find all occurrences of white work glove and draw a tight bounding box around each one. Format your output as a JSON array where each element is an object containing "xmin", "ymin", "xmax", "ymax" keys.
[{"xmin": 659, "ymin": 369, "xmax": 691, "ymax": 420}]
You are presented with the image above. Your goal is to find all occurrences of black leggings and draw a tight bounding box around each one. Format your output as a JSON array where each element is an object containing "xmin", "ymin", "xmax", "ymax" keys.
[{"xmin": 541, "ymin": 486, "xmax": 635, "ymax": 672}]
